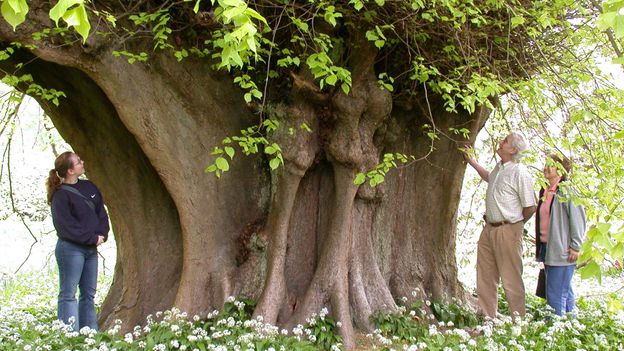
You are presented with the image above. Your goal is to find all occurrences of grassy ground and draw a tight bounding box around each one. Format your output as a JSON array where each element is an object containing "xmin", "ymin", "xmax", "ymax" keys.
[{"xmin": 1, "ymin": 269, "xmax": 623, "ymax": 351}]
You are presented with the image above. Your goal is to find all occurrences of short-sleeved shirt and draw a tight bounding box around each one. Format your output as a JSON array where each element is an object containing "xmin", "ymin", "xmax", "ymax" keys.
[{"xmin": 485, "ymin": 161, "xmax": 536, "ymax": 223}]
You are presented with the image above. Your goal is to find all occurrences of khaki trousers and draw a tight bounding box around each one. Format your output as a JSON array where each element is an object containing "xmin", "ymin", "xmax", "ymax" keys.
[{"xmin": 477, "ymin": 221, "xmax": 526, "ymax": 318}]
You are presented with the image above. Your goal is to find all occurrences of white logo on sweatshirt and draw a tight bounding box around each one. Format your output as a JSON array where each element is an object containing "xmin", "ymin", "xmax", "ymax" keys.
[{"xmin": 91, "ymin": 194, "xmax": 96, "ymax": 198}]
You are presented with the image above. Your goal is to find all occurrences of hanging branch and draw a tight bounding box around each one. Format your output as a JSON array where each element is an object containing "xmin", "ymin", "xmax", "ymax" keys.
[{"xmin": 42, "ymin": 115, "xmax": 60, "ymax": 157}]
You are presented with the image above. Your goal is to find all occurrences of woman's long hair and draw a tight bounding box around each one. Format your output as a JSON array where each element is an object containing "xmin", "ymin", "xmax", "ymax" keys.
[{"xmin": 46, "ymin": 151, "xmax": 74, "ymax": 204}]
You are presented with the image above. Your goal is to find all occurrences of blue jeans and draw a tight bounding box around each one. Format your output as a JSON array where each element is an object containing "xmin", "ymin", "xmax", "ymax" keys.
[
  {"xmin": 55, "ymin": 239, "xmax": 99, "ymax": 331},
  {"xmin": 545, "ymin": 264, "xmax": 576, "ymax": 316}
]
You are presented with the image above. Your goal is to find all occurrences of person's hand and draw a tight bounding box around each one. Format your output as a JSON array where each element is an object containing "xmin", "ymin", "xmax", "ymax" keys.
[
  {"xmin": 459, "ymin": 145, "xmax": 476, "ymax": 163},
  {"xmin": 96, "ymin": 235, "xmax": 105, "ymax": 246},
  {"xmin": 568, "ymin": 248, "xmax": 579, "ymax": 262}
]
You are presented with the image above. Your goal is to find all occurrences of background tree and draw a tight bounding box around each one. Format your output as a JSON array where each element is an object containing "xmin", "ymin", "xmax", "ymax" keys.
[{"xmin": 0, "ymin": 0, "xmax": 622, "ymax": 348}]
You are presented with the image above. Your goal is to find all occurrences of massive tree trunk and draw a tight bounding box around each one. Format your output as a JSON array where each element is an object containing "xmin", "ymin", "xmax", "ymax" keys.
[{"xmin": 0, "ymin": 5, "xmax": 489, "ymax": 348}]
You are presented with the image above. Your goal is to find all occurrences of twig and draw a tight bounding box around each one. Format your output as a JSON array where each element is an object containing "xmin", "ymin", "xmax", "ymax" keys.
[{"xmin": 259, "ymin": 5, "xmax": 287, "ymax": 124}]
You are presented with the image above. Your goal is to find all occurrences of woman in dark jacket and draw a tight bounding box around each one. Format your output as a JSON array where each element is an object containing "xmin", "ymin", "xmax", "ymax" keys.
[
  {"xmin": 46, "ymin": 151, "xmax": 109, "ymax": 331},
  {"xmin": 535, "ymin": 154, "xmax": 586, "ymax": 316}
]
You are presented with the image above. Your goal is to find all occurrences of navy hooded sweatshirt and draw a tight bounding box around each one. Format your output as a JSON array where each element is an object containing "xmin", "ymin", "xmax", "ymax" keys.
[{"xmin": 51, "ymin": 179, "xmax": 110, "ymax": 246}]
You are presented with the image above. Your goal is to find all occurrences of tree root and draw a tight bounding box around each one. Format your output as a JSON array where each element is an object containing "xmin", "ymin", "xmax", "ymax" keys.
[{"xmin": 253, "ymin": 169, "xmax": 304, "ymax": 324}]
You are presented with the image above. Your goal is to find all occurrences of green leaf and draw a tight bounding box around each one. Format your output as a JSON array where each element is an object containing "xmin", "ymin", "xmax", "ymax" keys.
[
  {"xmin": 215, "ymin": 157, "xmax": 230, "ymax": 171},
  {"xmin": 8, "ymin": 0, "xmax": 28, "ymax": 14},
  {"xmin": 614, "ymin": 13, "xmax": 624, "ymax": 38},
  {"xmin": 269, "ymin": 157, "xmax": 281, "ymax": 170},
  {"xmin": 62, "ymin": 5, "xmax": 91, "ymax": 42},
  {"xmin": 341, "ymin": 83, "xmax": 350, "ymax": 94},
  {"xmin": 510, "ymin": 16, "xmax": 525, "ymax": 28},
  {"xmin": 49, "ymin": 0, "xmax": 83, "ymax": 25},
  {"xmin": 48, "ymin": 0, "xmax": 91, "ymax": 42},
  {"xmin": 612, "ymin": 243, "xmax": 624, "ymax": 260},
  {"xmin": 1, "ymin": 0, "xmax": 28, "ymax": 29},
  {"xmin": 596, "ymin": 222, "xmax": 612, "ymax": 234},
  {"xmin": 291, "ymin": 17, "xmax": 309, "ymax": 32},
  {"xmin": 366, "ymin": 30, "xmax": 378, "ymax": 42},
  {"xmin": 251, "ymin": 89, "xmax": 262, "ymax": 99},
  {"xmin": 352, "ymin": 0, "xmax": 364, "ymax": 11},
  {"xmin": 578, "ymin": 260, "xmax": 602, "ymax": 282},
  {"xmin": 224, "ymin": 146, "xmax": 235, "ymax": 159},
  {"xmin": 265, "ymin": 145, "xmax": 277, "ymax": 155},
  {"xmin": 244, "ymin": 7, "xmax": 268, "ymax": 26},
  {"xmin": 372, "ymin": 173, "xmax": 384, "ymax": 186},
  {"xmin": 354, "ymin": 173, "xmax": 366, "ymax": 185},
  {"xmin": 325, "ymin": 74, "xmax": 338, "ymax": 86},
  {"xmin": 300, "ymin": 122, "xmax": 312, "ymax": 133},
  {"xmin": 381, "ymin": 82, "xmax": 393, "ymax": 91},
  {"xmin": 608, "ymin": 295, "xmax": 624, "ymax": 314},
  {"xmin": 613, "ymin": 130, "xmax": 624, "ymax": 139}
]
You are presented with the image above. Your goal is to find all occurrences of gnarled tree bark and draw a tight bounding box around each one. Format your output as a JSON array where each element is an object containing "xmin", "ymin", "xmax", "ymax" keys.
[{"xmin": 0, "ymin": 2, "xmax": 490, "ymax": 348}]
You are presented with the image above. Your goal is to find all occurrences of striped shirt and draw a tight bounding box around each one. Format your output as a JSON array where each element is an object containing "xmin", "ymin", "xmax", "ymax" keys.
[{"xmin": 485, "ymin": 161, "xmax": 536, "ymax": 223}]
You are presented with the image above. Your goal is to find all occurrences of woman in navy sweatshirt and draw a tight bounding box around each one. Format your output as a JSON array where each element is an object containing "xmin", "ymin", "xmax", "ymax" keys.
[{"xmin": 46, "ymin": 151, "xmax": 109, "ymax": 331}]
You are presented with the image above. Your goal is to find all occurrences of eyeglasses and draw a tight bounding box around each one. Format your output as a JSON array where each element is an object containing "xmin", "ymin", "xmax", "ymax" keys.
[{"xmin": 73, "ymin": 158, "xmax": 84, "ymax": 166}]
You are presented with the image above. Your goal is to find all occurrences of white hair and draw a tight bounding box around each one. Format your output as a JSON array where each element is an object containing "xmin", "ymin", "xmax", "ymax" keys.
[{"xmin": 509, "ymin": 132, "xmax": 527, "ymax": 162}]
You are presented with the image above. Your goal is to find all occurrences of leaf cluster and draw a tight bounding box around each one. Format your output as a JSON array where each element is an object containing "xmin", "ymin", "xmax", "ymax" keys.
[{"xmin": 204, "ymin": 118, "xmax": 284, "ymax": 177}]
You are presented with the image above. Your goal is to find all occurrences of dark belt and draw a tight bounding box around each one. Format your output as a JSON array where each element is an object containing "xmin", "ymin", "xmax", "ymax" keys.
[{"xmin": 488, "ymin": 220, "xmax": 522, "ymax": 227}]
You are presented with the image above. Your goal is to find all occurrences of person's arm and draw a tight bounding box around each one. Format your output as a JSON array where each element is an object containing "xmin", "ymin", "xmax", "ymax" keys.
[
  {"xmin": 94, "ymin": 185, "xmax": 110, "ymax": 242},
  {"xmin": 522, "ymin": 205, "xmax": 536, "ymax": 223},
  {"xmin": 461, "ymin": 147, "xmax": 490, "ymax": 182},
  {"xmin": 566, "ymin": 196, "xmax": 587, "ymax": 263},
  {"xmin": 517, "ymin": 165, "xmax": 537, "ymax": 223}
]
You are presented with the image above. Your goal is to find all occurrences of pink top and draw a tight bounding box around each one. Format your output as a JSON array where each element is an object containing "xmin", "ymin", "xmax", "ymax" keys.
[{"xmin": 539, "ymin": 181, "xmax": 560, "ymax": 243}]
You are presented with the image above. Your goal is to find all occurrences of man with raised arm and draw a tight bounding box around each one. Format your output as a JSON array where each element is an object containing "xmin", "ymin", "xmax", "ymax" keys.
[{"xmin": 463, "ymin": 132, "xmax": 536, "ymax": 318}]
